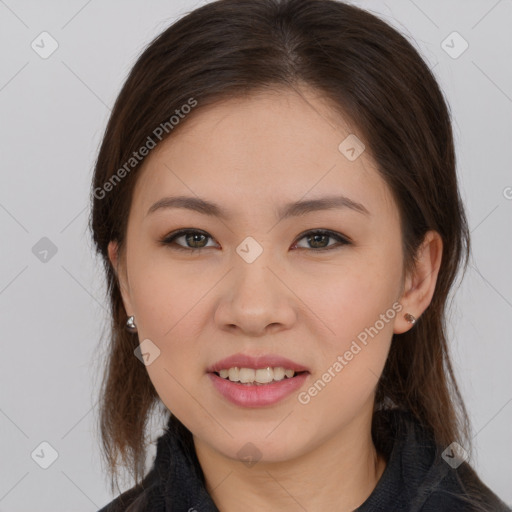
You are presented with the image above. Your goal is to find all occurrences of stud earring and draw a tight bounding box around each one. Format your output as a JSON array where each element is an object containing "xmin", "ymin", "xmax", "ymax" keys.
[
  {"xmin": 404, "ymin": 313, "xmax": 416, "ymax": 325},
  {"xmin": 126, "ymin": 315, "xmax": 138, "ymax": 333}
]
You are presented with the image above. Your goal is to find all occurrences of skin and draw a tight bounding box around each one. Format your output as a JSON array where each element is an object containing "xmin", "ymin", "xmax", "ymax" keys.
[{"xmin": 108, "ymin": 86, "xmax": 443, "ymax": 511}]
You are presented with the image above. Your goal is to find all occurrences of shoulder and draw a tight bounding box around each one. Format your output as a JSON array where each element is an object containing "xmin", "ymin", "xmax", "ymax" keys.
[
  {"xmin": 368, "ymin": 409, "xmax": 510, "ymax": 512},
  {"xmin": 97, "ymin": 469, "xmax": 161, "ymax": 512},
  {"xmin": 418, "ymin": 461, "xmax": 511, "ymax": 512}
]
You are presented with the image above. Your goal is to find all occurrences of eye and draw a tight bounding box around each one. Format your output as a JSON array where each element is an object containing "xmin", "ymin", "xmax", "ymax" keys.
[
  {"xmin": 292, "ymin": 229, "xmax": 351, "ymax": 251},
  {"xmin": 159, "ymin": 229, "xmax": 217, "ymax": 252},
  {"xmin": 160, "ymin": 228, "xmax": 351, "ymax": 253}
]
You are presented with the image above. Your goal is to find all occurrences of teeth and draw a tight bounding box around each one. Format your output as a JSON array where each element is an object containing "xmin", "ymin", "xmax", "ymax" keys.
[
  {"xmin": 255, "ymin": 367, "xmax": 273, "ymax": 384},
  {"xmin": 216, "ymin": 366, "xmax": 298, "ymax": 384},
  {"xmin": 273, "ymin": 367, "xmax": 285, "ymax": 380},
  {"xmin": 239, "ymin": 368, "xmax": 256, "ymax": 383}
]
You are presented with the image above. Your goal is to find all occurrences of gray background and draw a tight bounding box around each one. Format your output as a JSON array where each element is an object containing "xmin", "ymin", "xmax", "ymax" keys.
[{"xmin": 0, "ymin": 0, "xmax": 511, "ymax": 510}]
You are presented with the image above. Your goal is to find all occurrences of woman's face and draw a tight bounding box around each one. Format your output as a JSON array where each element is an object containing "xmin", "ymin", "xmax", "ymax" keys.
[{"xmin": 109, "ymin": 87, "xmax": 413, "ymax": 463}]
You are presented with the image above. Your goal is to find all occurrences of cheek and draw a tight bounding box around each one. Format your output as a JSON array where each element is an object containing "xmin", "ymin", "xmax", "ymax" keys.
[
  {"xmin": 301, "ymin": 253, "xmax": 401, "ymax": 341},
  {"xmin": 299, "ymin": 286, "xmax": 396, "ymax": 421},
  {"xmin": 128, "ymin": 250, "xmax": 205, "ymax": 338},
  {"xmin": 136, "ymin": 304, "xmax": 207, "ymax": 424},
  {"xmin": 296, "ymin": 251, "xmax": 399, "ymax": 402},
  {"xmin": 126, "ymin": 254, "xmax": 212, "ymax": 410},
  {"xmin": 298, "ymin": 336, "xmax": 390, "ymax": 432}
]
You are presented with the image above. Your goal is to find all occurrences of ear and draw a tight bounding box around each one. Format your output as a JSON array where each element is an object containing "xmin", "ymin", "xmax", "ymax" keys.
[
  {"xmin": 394, "ymin": 230, "xmax": 443, "ymax": 334},
  {"xmin": 108, "ymin": 240, "xmax": 134, "ymax": 316}
]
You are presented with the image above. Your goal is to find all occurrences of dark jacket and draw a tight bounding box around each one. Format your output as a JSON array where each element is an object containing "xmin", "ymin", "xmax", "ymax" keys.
[{"xmin": 98, "ymin": 409, "xmax": 511, "ymax": 511}]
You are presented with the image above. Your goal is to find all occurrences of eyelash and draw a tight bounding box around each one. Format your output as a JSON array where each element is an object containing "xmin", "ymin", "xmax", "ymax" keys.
[{"xmin": 159, "ymin": 228, "xmax": 351, "ymax": 253}]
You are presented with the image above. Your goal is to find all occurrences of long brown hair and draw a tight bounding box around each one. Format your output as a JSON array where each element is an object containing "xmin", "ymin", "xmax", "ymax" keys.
[{"xmin": 89, "ymin": 0, "xmax": 472, "ymax": 495}]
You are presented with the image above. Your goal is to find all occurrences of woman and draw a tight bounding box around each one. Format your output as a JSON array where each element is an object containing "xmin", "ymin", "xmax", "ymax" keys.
[{"xmin": 90, "ymin": 0, "xmax": 510, "ymax": 510}]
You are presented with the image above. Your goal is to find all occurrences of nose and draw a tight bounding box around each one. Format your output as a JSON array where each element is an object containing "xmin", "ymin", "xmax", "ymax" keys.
[{"xmin": 214, "ymin": 254, "xmax": 297, "ymax": 337}]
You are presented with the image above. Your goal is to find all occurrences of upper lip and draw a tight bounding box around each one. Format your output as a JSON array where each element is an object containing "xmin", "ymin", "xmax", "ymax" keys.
[{"xmin": 207, "ymin": 353, "xmax": 310, "ymax": 373}]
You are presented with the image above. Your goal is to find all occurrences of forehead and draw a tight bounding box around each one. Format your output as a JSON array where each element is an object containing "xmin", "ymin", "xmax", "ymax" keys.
[{"xmin": 131, "ymin": 88, "xmax": 398, "ymax": 223}]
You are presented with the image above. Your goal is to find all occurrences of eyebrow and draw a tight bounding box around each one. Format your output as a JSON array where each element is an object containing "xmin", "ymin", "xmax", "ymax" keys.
[{"xmin": 146, "ymin": 194, "xmax": 370, "ymax": 220}]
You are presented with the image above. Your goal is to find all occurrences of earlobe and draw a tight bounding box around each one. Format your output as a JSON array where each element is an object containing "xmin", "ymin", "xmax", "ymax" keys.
[{"xmin": 394, "ymin": 230, "xmax": 443, "ymax": 334}]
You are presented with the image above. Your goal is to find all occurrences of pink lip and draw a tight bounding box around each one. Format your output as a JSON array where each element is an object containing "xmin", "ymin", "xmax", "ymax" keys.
[
  {"xmin": 206, "ymin": 353, "xmax": 310, "ymax": 408},
  {"xmin": 206, "ymin": 353, "xmax": 310, "ymax": 373},
  {"xmin": 208, "ymin": 372, "xmax": 309, "ymax": 407}
]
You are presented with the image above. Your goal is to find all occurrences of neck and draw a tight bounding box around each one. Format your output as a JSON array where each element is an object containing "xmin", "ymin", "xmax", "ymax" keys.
[{"xmin": 194, "ymin": 406, "xmax": 387, "ymax": 512}]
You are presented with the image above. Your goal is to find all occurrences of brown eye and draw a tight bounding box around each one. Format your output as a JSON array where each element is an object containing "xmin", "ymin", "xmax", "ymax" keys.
[
  {"xmin": 161, "ymin": 229, "xmax": 217, "ymax": 252},
  {"xmin": 292, "ymin": 230, "xmax": 350, "ymax": 251}
]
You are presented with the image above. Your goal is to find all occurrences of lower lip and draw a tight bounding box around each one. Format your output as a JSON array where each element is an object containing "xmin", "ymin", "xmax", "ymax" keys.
[{"xmin": 207, "ymin": 372, "xmax": 309, "ymax": 407}]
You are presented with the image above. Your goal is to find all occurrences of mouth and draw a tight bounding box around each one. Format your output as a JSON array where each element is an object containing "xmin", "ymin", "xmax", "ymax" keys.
[
  {"xmin": 206, "ymin": 353, "xmax": 311, "ymax": 407},
  {"xmin": 211, "ymin": 367, "xmax": 309, "ymax": 385}
]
